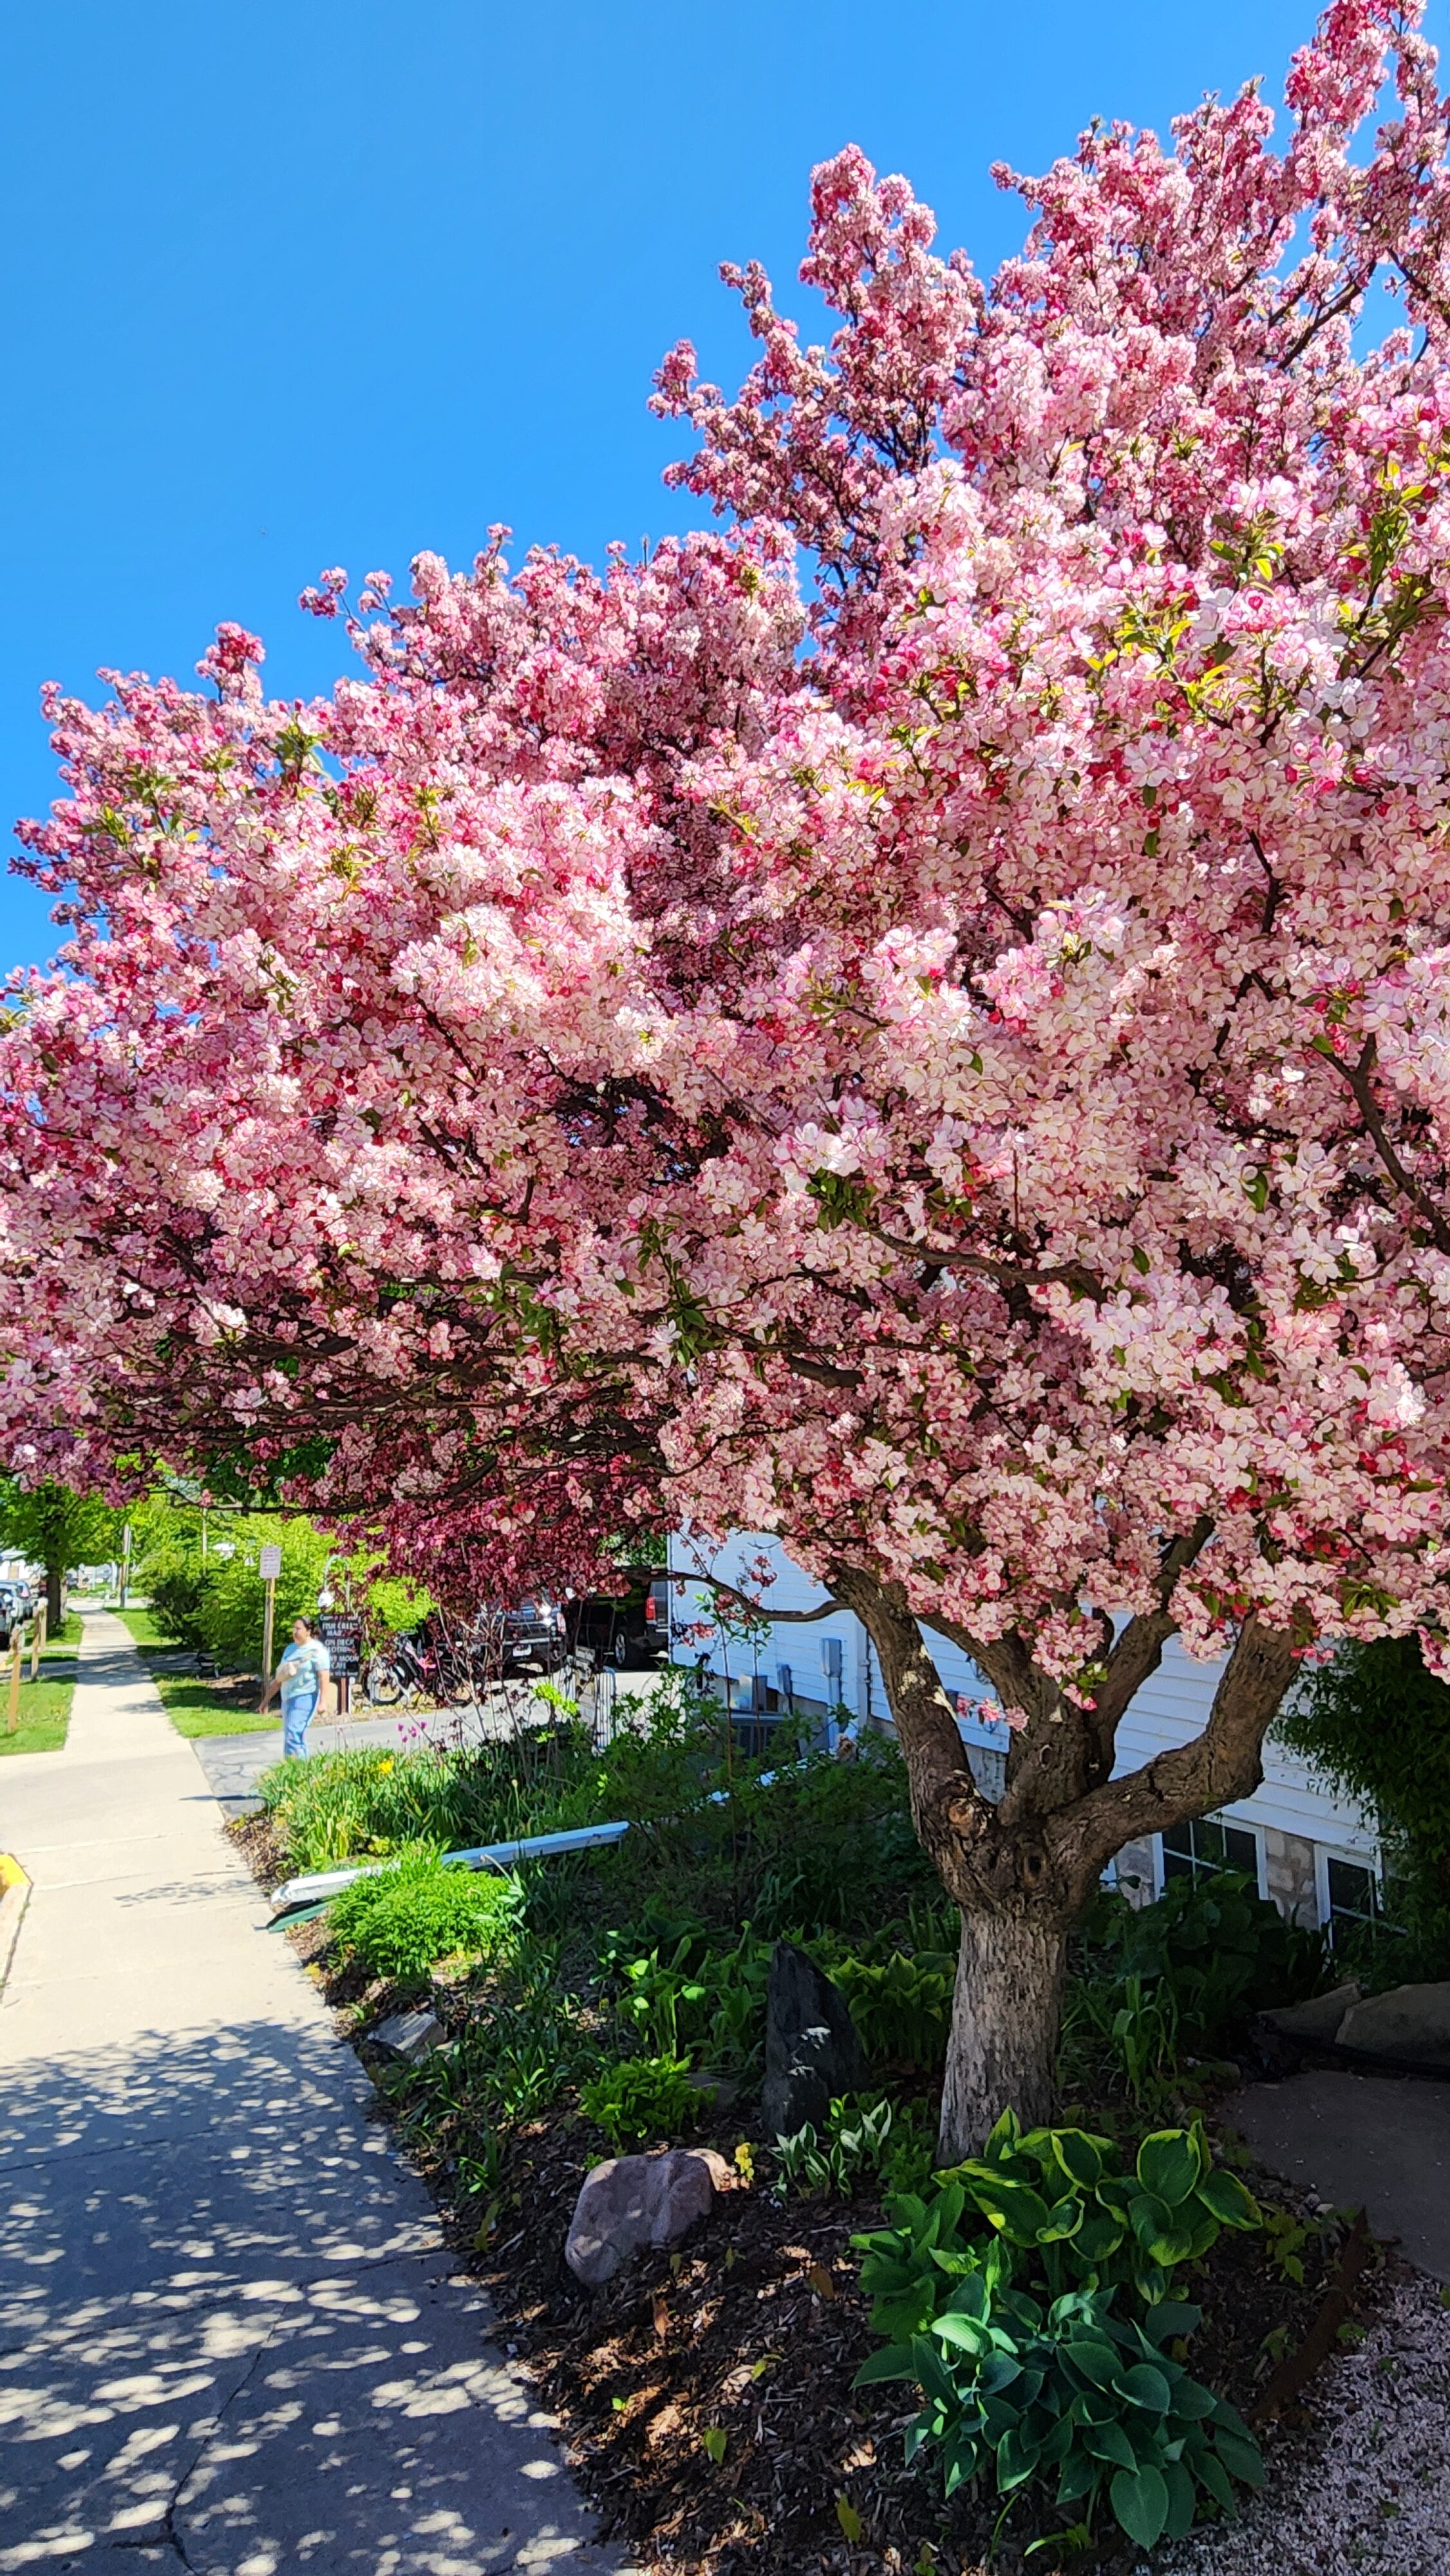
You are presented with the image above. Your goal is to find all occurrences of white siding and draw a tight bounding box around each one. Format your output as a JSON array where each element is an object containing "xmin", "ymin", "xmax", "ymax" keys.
[{"xmin": 666, "ymin": 1532, "xmax": 1378, "ymax": 1861}]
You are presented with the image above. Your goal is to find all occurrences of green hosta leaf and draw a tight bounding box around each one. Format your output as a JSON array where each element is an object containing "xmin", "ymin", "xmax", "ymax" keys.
[
  {"xmin": 1085, "ymin": 2418, "xmax": 1139, "ymax": 2471},
  {"xmin": 1162, "ymin": 2457, "xmax": 1198, "ymax": 2540},
  {"xmin": 995, "ymin": 2421, "xmax": 1043, "ymax": 2493},
  {"xmin": 979, "ymin": 2352, "xmax": 1024, "ymax": 2394},
  {"xmin": 1143, "ymin": 2300, "xmax": 1201, "ymax": 2345},
  {"xmin": 1194, "ymin": 2446, "xmax": 1236, "ymax": 2516},
  {"xmin": 939, "ymin": 2269, "xmax": 990, "ymax": 2322},
  {"xmin": 961, "ymin": 2174, "xmax": 1053, "ymax": 2242},
  {"xmin": 1118, "ymin": 2362, "xmax": 1172, "ymax": 2413},
  {"xmin": 1040, "ymin": 2194, "xmax": 1087, "ymax": 2242},
  {"xmin": 1074, "ymin": 2211, "xmax": 1125, "ymax": 2264},
  {"xmin": 1136, "ymin": 2131, "xmax": 1201, "ymax": 2209},
  {"xmin": 1111, "ymin": 2462, "xmax": 1171, "ymax": 2549},
  {"xmin": 1196, "ymin": 2170, "xmax": 1261, "ymax": 2230},
  {"xmin": 852, "ymin": 2342, "xmax": 919, "ymax": 2388},
  {"xmin": 1051, "ymin": 2128, "xmax": 1109, "ymax": 2188},
  {"xmin": 932, "ymin": 2311, "xmax": 992, "ymax": 2356},
  {"xmin": 1169, "ymin": 2376, "xmax": 1218, "ymax": 2422},
  {"xmin": 1214, "ymin": 2429, "xmax": 1266, "ymax": 2488},
  {"xmin": 1064, "ymin": 2339, "xmax": 1122, "ymax": 2389}
]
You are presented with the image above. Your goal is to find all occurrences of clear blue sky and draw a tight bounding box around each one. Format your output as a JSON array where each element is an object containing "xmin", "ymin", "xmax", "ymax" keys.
[{"xmin": 3, "ymin": 0, "xmax": 1328, "ymax": 970}]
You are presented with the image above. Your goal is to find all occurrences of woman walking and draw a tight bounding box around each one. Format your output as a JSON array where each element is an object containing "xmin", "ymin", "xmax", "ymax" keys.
[{"xmin": 261, "ymin": 1613, "xmax": 332, "ymax": 1759}]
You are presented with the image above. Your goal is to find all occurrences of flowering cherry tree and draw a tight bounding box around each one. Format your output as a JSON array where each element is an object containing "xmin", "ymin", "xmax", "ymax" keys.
[{"xmin": 9, "ymin": 1, "xmax": 1450, "ymax": 2147}]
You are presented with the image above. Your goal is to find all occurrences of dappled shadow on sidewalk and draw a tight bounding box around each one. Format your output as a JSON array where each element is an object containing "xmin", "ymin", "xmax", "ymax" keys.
[{"xmin": 0, "ymin": 2020, "xmax": 622, "ymax": 2575}]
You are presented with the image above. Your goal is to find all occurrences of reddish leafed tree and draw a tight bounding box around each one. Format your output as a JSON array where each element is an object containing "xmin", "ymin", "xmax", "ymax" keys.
[{"xmin": 8, "ymin": 1, "xmax": 1450, "ymax": 2146}]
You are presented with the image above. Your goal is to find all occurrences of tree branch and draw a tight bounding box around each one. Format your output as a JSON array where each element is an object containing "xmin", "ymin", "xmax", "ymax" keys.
[{"xmin": 1052, "ymin": 1616, "xmax": 1298, "ymax": 1900}]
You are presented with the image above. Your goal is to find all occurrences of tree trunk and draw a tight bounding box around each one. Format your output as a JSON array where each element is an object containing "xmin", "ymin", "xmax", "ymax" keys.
[
  {"xmin": 938, "ymin": 1902, "xmax": 1068, "ymax": 2161},
  {"xmin": 46, "ymin": 1560, "xmax": 62, "ymax": 1631}
]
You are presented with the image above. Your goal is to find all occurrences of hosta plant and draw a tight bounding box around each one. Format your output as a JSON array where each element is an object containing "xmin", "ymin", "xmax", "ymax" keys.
[
  {"xmin": 854, "ymin": 2272, "xmax": 1264, "ymax": 2548},
  {"xmin": 854, "ymin": 2111, "xmax": 1259, "ymax": 2340}
]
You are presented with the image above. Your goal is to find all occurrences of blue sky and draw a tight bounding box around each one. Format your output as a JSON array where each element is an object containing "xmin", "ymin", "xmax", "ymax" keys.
[{"xmin": 3, "ymin": 0, "xmax": 1325, "ymax": 971}]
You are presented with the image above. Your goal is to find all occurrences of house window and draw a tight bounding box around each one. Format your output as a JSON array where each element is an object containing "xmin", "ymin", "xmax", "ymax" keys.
[
  {"xmin": 1160, "ymin": 1815, "xmax": 1260, "ymax": 1889},
  {"xmin": 1323, "ymin": 1855, "xmax": 1400, "ymax": 1949}
]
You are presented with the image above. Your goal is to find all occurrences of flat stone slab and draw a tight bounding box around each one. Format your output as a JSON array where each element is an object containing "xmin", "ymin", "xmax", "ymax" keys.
[
  {"xmin": 1229, "ymin": 2069, "xmax": 1450, "ymax": 2281},
  {"xmin": 373, "ymin": 2005, "xmax": 446, "ymax": 2062}
]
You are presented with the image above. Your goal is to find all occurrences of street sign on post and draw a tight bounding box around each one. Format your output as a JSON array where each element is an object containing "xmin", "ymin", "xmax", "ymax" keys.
[{"xmin": 258, "ymin": 1544, "xmax": 283, "ymax": 1709}]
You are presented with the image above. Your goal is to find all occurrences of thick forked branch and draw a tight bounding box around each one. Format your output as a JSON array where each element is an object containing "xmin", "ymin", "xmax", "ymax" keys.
[
  {"xmin": 1053, "ymin": 1615, "xmax": 1299, "ymax": 1903},
  {"xmin": 827, "ymin": 1564, "xmax": 990, "ymax": 1879}
]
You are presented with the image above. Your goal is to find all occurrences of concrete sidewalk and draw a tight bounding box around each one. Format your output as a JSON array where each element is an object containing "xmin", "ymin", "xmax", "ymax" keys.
[{"xmin": 0, "ymin": 1611, "xmax": 631, "ymax": 2576}]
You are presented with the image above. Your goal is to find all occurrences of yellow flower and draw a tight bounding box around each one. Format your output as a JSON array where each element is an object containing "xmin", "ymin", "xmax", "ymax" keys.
[{"xmin": 377, "ymin": 1756, "xmax": 393, "ymax": 1775}]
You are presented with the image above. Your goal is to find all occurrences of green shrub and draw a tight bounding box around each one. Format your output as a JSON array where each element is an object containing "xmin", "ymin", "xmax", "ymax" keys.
[
  {"xmin": 579, "ymin": 2054, "xmax": 702, "ymax": 2150},
  {"xmin": 328, "ymin": 1852, "xmax": 521, "ymax": 1981},
  {"xmin": 1069, "ymin": 1869, "xmax": 1325, "ymax": 2078},
  {"xmin": 855, "ymin": 2272, "xmax": 1263, "ymax": 2548},
  {"xmin": 1281, "ymin": 1638, "xmax": 1450, "ymax": 1986},
  {"xmin": 852, "ymin": 2112, "xmax": 1259, "ymax": 2340},
  {"xmin": 852, "ymin": 2112, "xmax": 1265, "ymax": 2548},
  {"xmin": 831, "ymin": 1947, "xmax": 956, "ymax": 2073}
]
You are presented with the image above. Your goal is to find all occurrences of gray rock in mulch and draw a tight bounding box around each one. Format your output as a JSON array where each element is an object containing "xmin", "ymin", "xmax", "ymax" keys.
[
  {"xmin": 369, "ymin": 2006, "xmax": 445, "ymax": 2063},
  {"xmin": 1155, "ymin": 2272, "xmax": 1450, "ymax": 2575},
  {"xmin": 1264, "ymin": 1980, "xmax": 1362, "ymax": 2045},
  {"xmin": 1338, "ymin": 1980, "xmax": 1450, "ymax": 2070},
  {"xmin": 761, "ymin": 1938, "xmax": 869, "ymax": 2139},
  {"xmin": 565, "ymin": 2146, "xmax": 735, "ymax": 2288}
]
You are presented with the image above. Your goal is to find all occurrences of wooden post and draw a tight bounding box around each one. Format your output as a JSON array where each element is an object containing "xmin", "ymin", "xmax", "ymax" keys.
[
  {"xmin": 259, "ymin": 1578, "xmax": 276, "ymax": 1715},
  {"xmin": 6, "ymin": 1636, "xmax": 21, "ymax": 1736},
  {"xmin": 29, "ymin": 1604, "xmax": 45, "ymax": 1682}
]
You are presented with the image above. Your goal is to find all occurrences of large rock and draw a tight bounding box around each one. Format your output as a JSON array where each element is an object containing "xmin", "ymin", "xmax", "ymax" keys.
[
  {"xmin": 565, "ymin": 2147, "xmax": 733, "ymax": 2287},
  {"xmin": 1337, "ymin": 1981, "xmax": 1450, "ymax": 2069},
  {"xmin": 1263, "ymin": 1982, "xmax": 1362, "ymax": 2045},
  {"xmin": 370, "ymin": 2006, "xmax": 444, "ymax": 2063},
  {"xmin": 762, "ymin": 1939, "xmax": 869, "ymax": 2139}
]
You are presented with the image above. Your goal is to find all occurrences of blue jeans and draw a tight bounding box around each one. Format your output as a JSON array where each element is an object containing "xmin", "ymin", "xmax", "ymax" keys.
[{"xmin": 283, "ymin": 1690, "xmax": 319, "ymax": 1760}]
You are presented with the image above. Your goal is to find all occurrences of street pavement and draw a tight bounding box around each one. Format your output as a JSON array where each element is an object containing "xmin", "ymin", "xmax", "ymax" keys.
[{"xmin": 0, "ymin": 1611, "xmax": 636, "ymax": 2575}]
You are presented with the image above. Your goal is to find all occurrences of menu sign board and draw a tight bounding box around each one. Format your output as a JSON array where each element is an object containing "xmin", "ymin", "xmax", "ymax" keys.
[{"xmin": 317, "ymin": 1611, "xmax": 364, "ymax": 1679}]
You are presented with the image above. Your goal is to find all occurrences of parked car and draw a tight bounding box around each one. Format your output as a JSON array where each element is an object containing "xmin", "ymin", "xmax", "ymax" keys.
[
  {"xmin": 567, "ymin": 1571, "xmax": 668, "ymax": 1670},
  {"xmin": 0, "ymin": 1584, "xmax": 26, "ymax": 1647},
  {"xmin": 493, "ymin": 1598, "xmax": 569, "ymax": 1676}
]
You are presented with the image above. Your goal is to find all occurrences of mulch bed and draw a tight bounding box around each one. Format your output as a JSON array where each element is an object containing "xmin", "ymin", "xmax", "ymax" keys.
[{"xmin": 228, "ymin": 1818, "xmax": 1397, "ymax": 2575}]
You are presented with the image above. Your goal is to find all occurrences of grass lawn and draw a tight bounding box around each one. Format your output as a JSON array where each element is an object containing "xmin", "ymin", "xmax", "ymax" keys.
[
  {"xmin": 116, "ymin": 1609, "xmax": 271, "ymax": 1738},
  {"xmin": 0, "ymin": 1672, "xmax": 76, "ymax": 1756}
]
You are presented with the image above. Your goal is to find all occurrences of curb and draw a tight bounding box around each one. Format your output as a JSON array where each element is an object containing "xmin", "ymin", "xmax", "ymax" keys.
[{"xmin": 0, "ymin": 1852, "xmax": 31, "ymax": 1993}]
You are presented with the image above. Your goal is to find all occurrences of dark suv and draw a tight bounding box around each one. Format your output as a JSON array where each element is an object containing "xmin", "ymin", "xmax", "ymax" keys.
[{"xmin": 567, "ymin": 1571, "xmax": 669, "ymax": 1669}]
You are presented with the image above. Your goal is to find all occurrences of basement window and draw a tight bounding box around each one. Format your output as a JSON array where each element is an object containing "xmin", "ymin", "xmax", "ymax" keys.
[{"xmin": 1160, "ymin": 1814, "xmax": 1260, "ymax": 1889}]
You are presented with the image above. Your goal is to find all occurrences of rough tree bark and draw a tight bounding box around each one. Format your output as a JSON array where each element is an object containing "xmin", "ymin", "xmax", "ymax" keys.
[{"xmin": 828, "ymin": 1554, "xmax": 1299, "ymax": 2158}]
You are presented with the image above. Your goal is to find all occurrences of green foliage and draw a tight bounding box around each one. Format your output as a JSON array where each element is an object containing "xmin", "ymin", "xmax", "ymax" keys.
[
  {"xmin": 831, "ymin": 1947, "xmax": 956, "ymax": 2073},
  {"xmin": 579, "ymin": 2054, "xmax": 702, "ymax": 2150},
  {"xmin": 0, "ymin": 1481, "xmax": 117, "ymax": 1591},
  {"xmin": 327, "ymin": 1850, "xmax": 522, "ymax": 1982},
  {"xmin": 773, "ymin": 2095, "xmax": 936, "ymax": 2201},
  {"xmin": 259, "ymin": 1671, "xmax": 939, "ymax": 1952},
  {"xmin": 1282, "ymin": 1639, "xmax": 1450, "ymax": 1984},
  {"xmin": 1064, "ymin": 1870, "xmax": 1326, "ymax": 2106},
  {"xmin": 854, "ymin": 2273, "xmax": 1263, "ymax": 2547},
  {"xmin": 853, "ymin": 2111, "xmax": 1259, "ymax": 2342},
  {"xmin": 598, "ymin": 1912, "xmax": 775, "ymax": 2074},
  {"xmin": 852, "ymin": 2112, "xmax": 1263, "ymax": 2544}
]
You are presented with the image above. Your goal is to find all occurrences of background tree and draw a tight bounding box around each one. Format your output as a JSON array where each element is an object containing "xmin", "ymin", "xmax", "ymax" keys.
[
  {"xmin": 8, "ymin": 3, "xmax": 1450, "ymax": 2148},
  {"xmin": 0, "ymin": 1481, "xmax": 117, "ymax": 1627},
  {"xmin": 1281, "ymin": 1642, "xmax": 1450, "ymax": 1982}
]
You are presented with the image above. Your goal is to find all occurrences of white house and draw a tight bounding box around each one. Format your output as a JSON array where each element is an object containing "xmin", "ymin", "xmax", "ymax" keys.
[{"xmin": 665, "ymin": 1530, "xmax": 1384, "ymax": 1944}]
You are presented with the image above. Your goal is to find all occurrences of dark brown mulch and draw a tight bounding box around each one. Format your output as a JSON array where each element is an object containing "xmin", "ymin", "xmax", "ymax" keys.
[{"xmin": 414, "ymin": 2099, "xmax": 1392, "ymax": 2576}]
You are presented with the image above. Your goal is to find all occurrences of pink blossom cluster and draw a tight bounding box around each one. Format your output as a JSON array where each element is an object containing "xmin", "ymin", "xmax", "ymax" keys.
[{"xmin": 8, "ymin": 2, "xmax": 1450, "ymax": 1697}]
